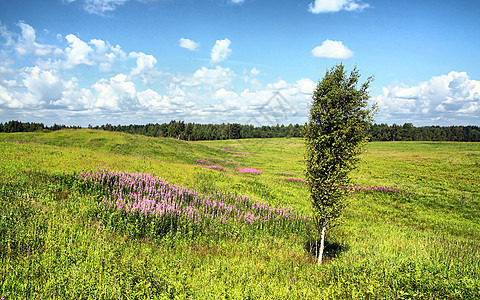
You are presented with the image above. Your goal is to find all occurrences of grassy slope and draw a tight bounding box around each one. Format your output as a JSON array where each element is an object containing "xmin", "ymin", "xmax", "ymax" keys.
[{"xmin": 1, "ymin": 130, "xmax": 479, "ymax": 299}]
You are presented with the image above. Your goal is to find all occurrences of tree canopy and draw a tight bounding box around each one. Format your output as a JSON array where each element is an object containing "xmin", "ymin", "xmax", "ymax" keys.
[{"xmin": 305, "ymin": 64, "xmax": 375, "ymax": 265}]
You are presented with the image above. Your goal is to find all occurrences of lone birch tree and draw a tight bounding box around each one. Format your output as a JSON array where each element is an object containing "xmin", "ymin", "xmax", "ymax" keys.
[{"xmin": 305, "ymin": 64, "xmax": 375, "ymax": 266}]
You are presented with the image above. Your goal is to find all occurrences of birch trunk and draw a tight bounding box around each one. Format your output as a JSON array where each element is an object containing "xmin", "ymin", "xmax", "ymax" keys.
[{"xmin": 317, "ymin": 218, "xmax": 327, "ymax": 266}]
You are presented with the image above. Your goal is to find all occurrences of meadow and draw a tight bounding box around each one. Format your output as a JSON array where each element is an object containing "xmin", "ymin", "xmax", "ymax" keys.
[{"xmin": 1, "ymin": 129, "xmax": 479, "ymax": 299}]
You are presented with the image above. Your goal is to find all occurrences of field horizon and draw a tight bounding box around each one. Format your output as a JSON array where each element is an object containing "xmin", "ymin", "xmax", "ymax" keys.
[{"xmin": 1, "ymin": 129, "xmax": 479, "ymax": 299}]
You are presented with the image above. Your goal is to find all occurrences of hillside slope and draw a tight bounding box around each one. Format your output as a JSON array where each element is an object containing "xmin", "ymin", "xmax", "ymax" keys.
[{"xmin": 1, "ymin": 130, "xmax": 479, "ymax": 299}]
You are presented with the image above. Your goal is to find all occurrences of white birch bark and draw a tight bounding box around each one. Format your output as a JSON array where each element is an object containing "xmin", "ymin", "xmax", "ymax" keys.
[{"xmin": 317, "ymin": 218, "xmax": 327, "ymax": 266}]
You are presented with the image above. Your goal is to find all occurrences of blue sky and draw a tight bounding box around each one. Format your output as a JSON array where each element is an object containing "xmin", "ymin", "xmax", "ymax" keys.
[{"xmin": 0, "ymin": 0, "xmax": 479, "ymax": 127}]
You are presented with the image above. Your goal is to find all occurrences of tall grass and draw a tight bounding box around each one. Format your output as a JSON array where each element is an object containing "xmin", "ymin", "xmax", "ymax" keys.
[
  {"xmin": 1, "ymin": 131, "xmax": 479, "ymax": 298},
  {"xmin": 77, "ymin": 168, "xmax": 307, "ymax": 240}
]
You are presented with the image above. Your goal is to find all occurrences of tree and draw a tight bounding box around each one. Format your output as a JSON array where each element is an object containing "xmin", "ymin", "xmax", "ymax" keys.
[{"xmin": 304, "ymin": 64, "xmax": 375, "ymax": 266}]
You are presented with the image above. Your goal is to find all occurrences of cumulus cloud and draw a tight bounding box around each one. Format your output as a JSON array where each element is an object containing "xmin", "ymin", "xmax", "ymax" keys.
[
  {"xmin": 211, "ymin": 38, "xmax": 232, "ymax": 64},
  {"xmin": 39, "ymin": 34, "xmax": 126, "ymax": 71},
  {"xmin": 179, "ymin": 38, "xmax": 199, "ymax": 51},
  {"xmin": 0, "ymin": 21, "xmax": 318, "ymax": 125},
  {"xmin": 0, "ymin": 22, "xmax": 14, "ymax": 46},
  {"xmin": 128, "ymin": 51, "xmax": 160, "ymax": 84},
  {"xmin": 312, "ymin": 40, "xmax": 354, "ymax": 59},
  {"xmin": 308, "ymin": 0, "xmax": 370, "ymax": 13},
  {"xmin": 92, "ymin": 73, "xmax": 136, "ymax": 110},
  {"xmin": 374, "ymin": 71, "xmax": 480, "ymax": 125},
  {"xmin": 64, "ymin": 34, "xmax": 95, "ymax": 68},
  {"xmin": 56, "ymin": 78, "xmax": 95, "ymax": 110},
  {"xmin": 138, "ymin": 84, "xmax": 194, "ymax": 114},
  {"xmin": 0, "ymin": 66, "xmax": 53, "ymax": 109},
  {"xmin": 90, "ymin": 39, "xmax": 127, "ymax": 72},
  {"xmin": 137, "ymin": 89, "xmax": 167, "ymax": 109},
  {"xmin": 296, "ymin": 78, "xmax": 317, "ymax": 94},
  {"xmin": 239, "ymin": 78, "xmax": 316, "ymax": 125},
  {"xmin": 0, "ymin": 85, "xmax": 14, "ymax": 107},
  {"xmin": 203, "ymin": 77, "xmax": 316, "ymax": 125},
  {"xmin": 242, "ymin": 67, "xmax": 262, "ymax": 90},
  {"xmin": 129, "ymin": 52, "xmax": 157, "ymax": 76},
  {"xmin": 180, "ymin": 66, "xmax": 235, "ymax": 90},
  {"xmin": 14, "ymin": 22, "xmax": 60, "ymax": 57},
  {"xmin": 22, "ymin": 66, "xmax": 64, "ymax": 102},
  {"xmin": 9, "ymin": 66, "xmax": 94, "ymax": 110}
]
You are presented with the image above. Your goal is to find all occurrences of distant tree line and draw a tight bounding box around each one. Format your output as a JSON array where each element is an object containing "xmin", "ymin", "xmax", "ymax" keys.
[
  {"xmin": 89, "ymin": 121, "xmax": 304, "ymax": 140},
  {"xmin": 0, "ymin": 120, "xmax": 81, "ymax": 133},
  {"xmin": 1, "ymin": 120, "xmax": 479, "ymax": 142},
  {"xmin": 369, "ymin": 123, "xmax": 480, "ymax": 142}
]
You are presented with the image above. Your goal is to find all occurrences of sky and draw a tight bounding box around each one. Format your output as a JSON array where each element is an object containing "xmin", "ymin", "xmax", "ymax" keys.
[{"xmin": 0, "ymin": 0, "xmax": 479, "ymax": 127}]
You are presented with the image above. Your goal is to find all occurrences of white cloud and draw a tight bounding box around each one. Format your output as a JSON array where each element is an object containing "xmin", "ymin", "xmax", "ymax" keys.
[
  {"xmin": 83, "ymin": 0, "xmax": 128, "ymax": 15},
  {"xmin": 22, "ymin": 66, "xmax": 65, "ymax": 104},
  {"xmin": 92, "ymin": 40, "xmax": 127, "ymax": 72},
  {"xmin": 211, "ymin": 38, "xmax": 232, "ymax": 64},
  {"xmin": 56, "ymin": 78, "xmax": 95, "ymax": 110},
  {"xmin": 180, "ymin": 66, "xmax": 235, "ymax": 90},
  {"xmin": 242, "ymin": 67, "xmax": 262, "ymax": 90},
  {"xmin": 296, "ymin": 78, "xmax": 317, "ymax": 94},
  {"xmin": 65, "ymin": 0, "xmax": 168, "ymax": 16},
  {"xmin": 267, "ymin": 79, "xmax": 290, "ymax": 91},
  {"xmin": 0, "ymin": 85, "xmax": 13, "ymax": 106},
  {"xmin": 92, "ymin": 73, "xmax": 136, "ymax": 110},
  {"xmin": 137, "ymin": 89, "xmax": 166, "ymax": 109},
  {"xmin": 137, "ymin": 86, "xmax": 192, "ymax": 112},
  {"xmin": 14, "ymin": 22, "xmax": 59, "ymax": 57},
  {"xmin": 0, "ymin": 22, "xmax": 318, "ymax": 125},
  {"xmin": 10, "ymin": 92, "xmax": 39, "ymax": 109},
  {"xmin": 312, "ymin": 39, "xmax": 354, "ymax": 59},
  {"xmin": 179, "ymin": 38, "xmax": 199, "ymax": 51},
  {"xmin": 128, "ymin": 51, "xmax": 160, "ymax": 84},
  {"xmin": 214, "ymin": 88, "xmax": 238, "ymax": 99},
  {"xmin": 308, "ymin": 0, "xmax": 370, "ymax": 13},
  {"xmin": 90, "ymin": 39, "xmax": 108, "ymax": 55},
  {"xmin": 374, "ymin": 71, "xmax": 480, "ymax": 125},
  {"xmin": 64, "ymin": 34, "xmax": 95, "ymax": 68},
  {"xmin": 39, "ymin": 35, "xmax": 127, "ymax": 71},
  {"xmin": 250, "ymin": 67, "xmax": 260, "ymax": 76},
  {"xmin": 129, "ymin": 52, "xmax": 157, "ymax": 76},
  {"xmin": 214, "ymin": 88, "xmax": 241, "ymax": 109},
  {"xmin": 0, "ymin": 22, "xmax": 14, "ymax": 46}
]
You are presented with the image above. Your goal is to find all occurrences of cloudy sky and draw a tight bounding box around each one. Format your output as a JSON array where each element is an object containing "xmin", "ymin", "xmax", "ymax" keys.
[{"xmin": 0, "ymin": 0, "xmax": 479, "ymax": 127}]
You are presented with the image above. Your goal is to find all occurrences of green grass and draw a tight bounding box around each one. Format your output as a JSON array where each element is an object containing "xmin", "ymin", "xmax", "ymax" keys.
[{"xmin": 1, "ymin": 130, "xmax": 479, "ymax": 299}]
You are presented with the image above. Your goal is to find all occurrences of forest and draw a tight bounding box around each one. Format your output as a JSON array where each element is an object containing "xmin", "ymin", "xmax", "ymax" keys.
[{"xmin": 1, "ymin": 120, "xmax": 479, "ymax": 142}]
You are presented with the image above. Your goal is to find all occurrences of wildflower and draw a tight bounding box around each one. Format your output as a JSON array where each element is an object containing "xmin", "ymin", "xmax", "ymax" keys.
[
  {"xmin": 75, "ymin": 168, "xmax": 307, "ymax": 237},
  {"xmin": 236, "ymin": 168, "xmax": 263, "ymax": 175}
]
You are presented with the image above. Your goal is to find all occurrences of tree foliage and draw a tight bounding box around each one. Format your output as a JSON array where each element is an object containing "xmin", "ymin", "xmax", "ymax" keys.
[
  {"xmin": 2, "ymin": 120, "xmax": 478, "ymax": 142},
  {"xmin": 305, "ymin": 64, "xmax": 375, "ymax": 265}
]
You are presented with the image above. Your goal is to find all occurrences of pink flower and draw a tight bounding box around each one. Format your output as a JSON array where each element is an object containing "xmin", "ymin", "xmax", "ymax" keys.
[
  {"xmin": 195, "ymin": 159, "xmax": 213, "ymax": 165},
  {"xmin": 194, "ymin": 164, "xmax": 226, "ymax": 171},
  {"xmin": 236, "ymin": 168, "xmax": 263, "ymax": 175}
]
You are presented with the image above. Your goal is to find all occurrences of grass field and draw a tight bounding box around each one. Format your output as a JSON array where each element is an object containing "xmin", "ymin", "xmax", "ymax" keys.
[{"xmin": 1, "ymin": 129, "xmax": 479, "ymax": 299}]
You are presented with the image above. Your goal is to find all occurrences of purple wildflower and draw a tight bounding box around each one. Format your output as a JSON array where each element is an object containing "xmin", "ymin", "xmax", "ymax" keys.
[
  {"xmin": 194, "ymin": 164, "xmax": 227, "ymax": 171},
  {"xmin": 195, "ymin": 159, "xmax": 213, "ymax": 165},
  {"xmin": 75, "ymin": 168, "xmax": 307, "ymax": 237},
  {"xmin": 236, "ymin": 168, "xmax": 263, "ymax": 175}
]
